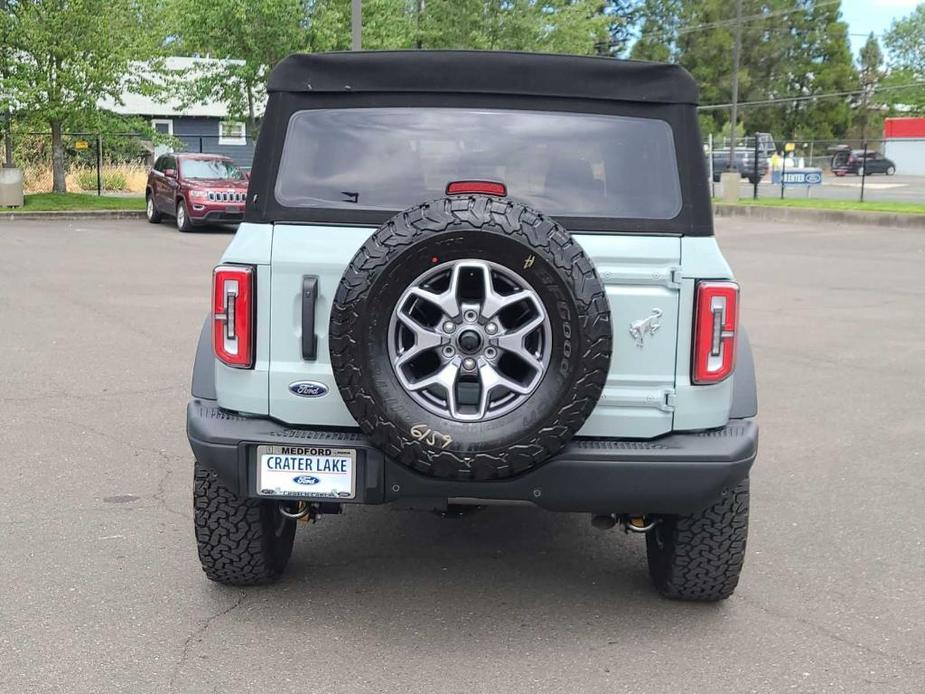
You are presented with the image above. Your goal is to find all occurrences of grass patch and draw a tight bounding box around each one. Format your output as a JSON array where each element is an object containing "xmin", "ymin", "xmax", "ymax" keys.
[
  {"xmin": 11, "ymin": 192, "xmax": 146, "ymax": 212},
  {"xmin": 717, "ymin": 198, "xmax": 925, "ymax": 215}
]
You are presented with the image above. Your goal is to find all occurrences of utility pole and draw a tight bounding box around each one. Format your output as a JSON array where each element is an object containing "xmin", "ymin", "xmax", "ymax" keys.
[
  {"xmin": 352, "ymin": 0, "xmax": 362, "ymax": 51},
  {"xmin": 1, "ymin": 0, "xmax": 13, "ymax": 167},
  {"xmin": 727, "ymin": 0, "xmax": 743, "ymax": 171}
]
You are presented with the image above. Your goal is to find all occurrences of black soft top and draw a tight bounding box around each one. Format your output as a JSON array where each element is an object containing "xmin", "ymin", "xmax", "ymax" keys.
[
  {"xmin": 248, "ymin": 51, "xmax": 713, "ymax": 235},
  {"xmin": 267, "ymin": 50, "xmax": 699, "ymax": 106}
]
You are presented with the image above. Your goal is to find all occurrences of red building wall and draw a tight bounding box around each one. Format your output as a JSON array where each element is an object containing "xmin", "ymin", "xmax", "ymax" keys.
[{"xmin": 884, "ymin": 117, "xmax": 925, "ymax": 139}]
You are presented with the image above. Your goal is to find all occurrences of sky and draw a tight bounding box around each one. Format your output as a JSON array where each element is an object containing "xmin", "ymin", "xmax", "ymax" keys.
[{"xmin": 841, "ymin": 0, "xmax": 921, "ymax": 56}]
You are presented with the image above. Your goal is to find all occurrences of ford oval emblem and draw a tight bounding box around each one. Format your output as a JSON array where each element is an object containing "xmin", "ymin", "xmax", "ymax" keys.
[
  {"xmin": 293, "ymin": 475, "xmax": 320, "ymax": 486},
  {"xmin": 289, "ymin": 381, "xmax": 329, "ymax": 398}
]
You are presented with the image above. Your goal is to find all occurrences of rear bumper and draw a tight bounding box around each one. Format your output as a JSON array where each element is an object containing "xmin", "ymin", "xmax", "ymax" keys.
[{"xmin": 187, "ymin": 398, "xmax": 758, "ymax": 515}]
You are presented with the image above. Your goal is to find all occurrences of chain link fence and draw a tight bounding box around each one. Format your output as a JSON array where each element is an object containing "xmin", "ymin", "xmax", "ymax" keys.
[
  {"xmin": 11, "ymin": 131, "xmax": 256, "ymax": 195},
  {"xmin": 705, "ymin": 134, "xmax": 925, "ymax": 205}
]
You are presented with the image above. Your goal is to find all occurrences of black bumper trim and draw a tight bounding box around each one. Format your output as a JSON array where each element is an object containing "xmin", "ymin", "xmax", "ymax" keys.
[
  {"xmin": 187, "ymin": 399, "xmax": 757, "ymax": 514},
  {"xmin": 191, "ymin": 210, "xmax": 245, "ymax": 224}
]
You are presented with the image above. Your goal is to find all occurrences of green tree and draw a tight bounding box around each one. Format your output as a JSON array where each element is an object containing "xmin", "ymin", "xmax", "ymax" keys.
[
  {"xmin": 632, "ymin": 0, "xmax": 858, "ymax": 141},
  {"xmin": 1, "ymin": 0, "xmax": 152, "ymax": 191},
  {"xmin": 307, "ymin": 0, "xmax": 610, "ymax": 54},
  {"xmin": 882, "ymin": 4, "xmax": 925, "ymax": 114},
  {"xmin": 598, "ymin": 1, "xmax": 638, "ymax": 56},
  {"xmin": 164, "ymin": 0, "xmax": 311, "ymax": 138},
  {"xmin": 753, "ymin": 0, "xmax": 856, "ymax": 140},
  {"xmin": 884, "ymin": 3, "xmax": 925, "ymax": 74},
  {"xmin": 855, "ymin": 33, "xmax": 884, "ymax": 140},
  {"xmin": 630, "ymin": 0, "xmax": 680, "ymax": 63}
]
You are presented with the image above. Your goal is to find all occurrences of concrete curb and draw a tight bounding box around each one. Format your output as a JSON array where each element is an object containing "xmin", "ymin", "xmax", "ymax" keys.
[
  {"xmin": 714, "ymin": 203, "xmax": 925, "ymax": 229},
  {"xmin": 0, "ymin": 209, "xmax": 145, "ymax": 222}
]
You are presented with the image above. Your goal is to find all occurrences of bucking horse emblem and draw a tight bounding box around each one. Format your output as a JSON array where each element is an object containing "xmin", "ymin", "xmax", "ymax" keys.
[{"xmin": 629, "ymin": 308, "xmax": 663, "ymax": 348}]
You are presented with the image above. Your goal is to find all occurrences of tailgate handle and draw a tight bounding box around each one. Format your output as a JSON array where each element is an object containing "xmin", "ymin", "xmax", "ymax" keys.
[{"xmin": 301, "ymin": 276, "xmax": 318, "ymax": 360}]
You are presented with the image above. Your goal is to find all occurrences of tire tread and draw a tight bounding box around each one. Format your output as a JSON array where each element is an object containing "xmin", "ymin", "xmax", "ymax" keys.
[{"xmin": 194, "ymin": 462, "xmax": 294, "ymax": 586}]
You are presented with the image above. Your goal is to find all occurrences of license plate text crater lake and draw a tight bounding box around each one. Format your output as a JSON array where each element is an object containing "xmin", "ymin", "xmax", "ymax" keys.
[{"xmin": 264, "ymin": 455, "xmax": 349, "ymax": 473}]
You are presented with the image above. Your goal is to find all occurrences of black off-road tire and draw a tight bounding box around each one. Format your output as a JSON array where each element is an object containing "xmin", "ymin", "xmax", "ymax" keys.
[
  {"xmin": 145, "ymin": 191, "xmax": 162, "ymax": 224},
  {"xmin": 194, "ymin": 462, "xmax": 296, "ymax": 586},
  {"xmin": 646, "ymin": 478, "xmax": 750, "ymax": 601},
  {"xmin": 329, "ymin": 195, "xmax": 612, "ymax": 481}
]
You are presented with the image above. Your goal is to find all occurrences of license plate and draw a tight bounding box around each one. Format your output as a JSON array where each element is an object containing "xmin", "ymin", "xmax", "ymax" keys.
[
  {"xmin": 256, "ymin": 445, "xmax": 356, "ymax": 499},
  {"xmin": 225, "ymin": 205, "xmax": 242, "ymax": 213}
]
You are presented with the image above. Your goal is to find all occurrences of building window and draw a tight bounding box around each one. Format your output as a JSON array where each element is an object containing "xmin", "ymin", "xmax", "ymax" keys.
[
  {"xmin": 219, "ymin": 121, "xmax": 246, "ymax": 146},
  {"xmin": 151, "ymin": 119, "xmax": 174, "ymax": 158}
]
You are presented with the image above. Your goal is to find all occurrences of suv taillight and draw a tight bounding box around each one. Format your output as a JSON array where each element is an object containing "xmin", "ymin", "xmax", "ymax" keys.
[
  {"xmin": 692, "ymin": 280, "xmax": 738, "ymax": 385},
  {"xmin": 213, "ymin": 265, "xmax": 255, "ymax": 368}
]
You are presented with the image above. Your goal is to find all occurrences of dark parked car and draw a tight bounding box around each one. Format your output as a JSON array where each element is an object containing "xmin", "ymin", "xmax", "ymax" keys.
[
  {"xmin": 710, "ymin": 147, "xmax": 768, "ymax": 184},
  {"xmin": 145, "ymin": 153, "xmax": 249, "ymax": 231},
  {"xmin": 831, "ymin": 149, "xmax": 896, "ymax": 176}
]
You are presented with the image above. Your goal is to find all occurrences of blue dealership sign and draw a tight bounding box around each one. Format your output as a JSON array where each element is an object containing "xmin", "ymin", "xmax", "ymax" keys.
[{"xmin": 781, "ymin": 168, "xmax": 823, "ymax": 186}]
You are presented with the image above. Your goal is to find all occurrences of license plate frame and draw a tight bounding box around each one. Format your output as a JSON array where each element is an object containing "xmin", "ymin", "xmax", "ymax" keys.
[{"xmin": 255, "ymin": 445, "xmax": 356, "ymax": 500}]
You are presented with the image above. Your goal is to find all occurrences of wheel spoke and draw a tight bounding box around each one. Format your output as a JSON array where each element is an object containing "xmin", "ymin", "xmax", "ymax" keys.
[
  {"xmin": 403, "ymin": 362, "xmax": 460, "ymax": 415},
  {"xmin": 408, "ymin": 285, "xmax": 460, "ymax": 318},
  {"xmin": 495, "ymin": 314, "xmax": 545, "ymax": 362},
  {"xmin": 482, "ymin": 288, "xmax": 534, "ymax": 320},
  {"xmin": 476, "ymin": 362, "xmax": 535, "ymax": 418},
  {"xmin": 395, "ymin": 312, "xmax": 443, "ymax": 366}
]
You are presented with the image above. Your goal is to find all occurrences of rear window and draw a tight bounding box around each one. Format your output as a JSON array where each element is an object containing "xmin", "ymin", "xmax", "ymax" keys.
[{"xmin": 274, "ymin": 108, "xmax": 682, "ymax": 221}]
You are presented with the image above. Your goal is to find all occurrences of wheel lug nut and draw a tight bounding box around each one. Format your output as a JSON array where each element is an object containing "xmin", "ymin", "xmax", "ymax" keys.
[
  {"xmin": 442, "ymin": 321, "xmax": 455, "ymax": 333},
  {"xmin": 462, "ymin": 357, "xmax": 476, "ymax": 371},
  {"xmin": 485, "ymin": 347, "xmax": 497, "ymax": 359},
  {"xmin": 464, "ymin": 310, "xmax": 477, "ymax": 322},
  {"xmin": 442, "ymin": 346, "xmax": 455, "ymax": 358},
  {"xmin": 485, "ymin": 323, "xmax": 498, "ymax": 335}
]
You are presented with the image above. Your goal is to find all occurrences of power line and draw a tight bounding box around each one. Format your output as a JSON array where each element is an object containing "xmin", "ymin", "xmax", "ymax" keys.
[
  {"xmin": 698, "ymin": 80, "xmax": 925, "ymax": 111},
  {"xmin": 636, "ymin": 0, "xmax": 839, "ymax": 42}
]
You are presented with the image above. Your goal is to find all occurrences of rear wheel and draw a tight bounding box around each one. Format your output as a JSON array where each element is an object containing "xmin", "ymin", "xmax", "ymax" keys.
[
  {"xmin": 646, "ymin": 478, "xmax": 749, "ymax": 601},
  {"xmin": 145, "ymin": 192, "xmax": 162, "ymax": 224},
  {"xmin": 194, "ymin": 462, "xmax": 296, "ymax": 585},
  {"xmin": 176, "ymin": 199, "xmax": 194, "ymax": 232}
]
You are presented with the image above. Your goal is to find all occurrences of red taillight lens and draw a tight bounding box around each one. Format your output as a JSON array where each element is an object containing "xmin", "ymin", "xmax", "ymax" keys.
[
  {"xmin": 213, "ymin": 265, "xmax": 255, "ymax": 369},
  {"xmin": 692, "ymin": 280, "xmax": 739, "ymax": 385},
  {"xmin": 446, "ymin": 180, "xmax": 507, "ymax": 197}
]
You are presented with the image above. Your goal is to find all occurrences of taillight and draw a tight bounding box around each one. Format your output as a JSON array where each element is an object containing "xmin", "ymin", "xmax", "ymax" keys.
[
  {"xmin": 213, "ymin": 264, "xmax": 255, "ymax": 368},
  {"xmin": 446, "ymin": 180, "xmax": 507, "ymax": 197},
  {"xmin": 692, "ymin": 280, "xmax": 738, "ymax": 385}
]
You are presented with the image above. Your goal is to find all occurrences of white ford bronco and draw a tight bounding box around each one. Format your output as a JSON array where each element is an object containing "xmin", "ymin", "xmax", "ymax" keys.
[{"xmin": 187, "ymin": 51, "xmax": 758, "ymax": 601}]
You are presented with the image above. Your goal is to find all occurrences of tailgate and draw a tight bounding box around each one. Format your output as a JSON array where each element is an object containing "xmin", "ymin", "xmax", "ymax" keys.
[{"xmin": 268, "ymin": 224, "xmax": 681, "ymax": 438}]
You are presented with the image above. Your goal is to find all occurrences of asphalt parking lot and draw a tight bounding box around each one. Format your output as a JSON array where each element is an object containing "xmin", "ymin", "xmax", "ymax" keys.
[{"xmin": 1, "ymin": 217, "xmax": 924, "ymax": 693}]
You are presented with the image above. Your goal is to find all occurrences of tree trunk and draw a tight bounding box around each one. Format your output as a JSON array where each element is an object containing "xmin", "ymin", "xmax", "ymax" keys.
[
  {"xmin": 246, "ymin": 86, "xmax": 256, "ymax": 142},
  {"xmin": 50, "ymin": 119, "xmax": 66, "ymax": 193},
  {"xmin": 2, "ymin": 110, "xmax": 12, "ymax": 167}
]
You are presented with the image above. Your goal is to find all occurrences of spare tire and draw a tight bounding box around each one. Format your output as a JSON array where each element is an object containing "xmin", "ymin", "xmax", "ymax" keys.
[{"xmin": 329, "ymin": 195, "xmax": 612, "ymax": 480}]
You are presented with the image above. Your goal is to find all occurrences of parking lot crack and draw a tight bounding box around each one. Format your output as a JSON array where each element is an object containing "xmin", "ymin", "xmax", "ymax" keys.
[
  {"xmin": 56, "ymin": 416, "xmax": 192, "ymax": 520},
  {"xmin": 739, "ymin": 596, "xmax": 925, "ymax": 670},
  {"xmin": 168, "ymin": 590, "xmax": 247, "ymax": 692}
]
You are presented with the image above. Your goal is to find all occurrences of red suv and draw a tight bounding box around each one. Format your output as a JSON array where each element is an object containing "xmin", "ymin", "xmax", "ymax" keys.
[{"xmin": 145, "ymin": 153, "xmax": 249, "ymax": 231}]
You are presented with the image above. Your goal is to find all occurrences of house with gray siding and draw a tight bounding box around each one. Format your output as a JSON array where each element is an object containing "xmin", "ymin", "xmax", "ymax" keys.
[{"xmin": 99, "ymin": 57, "xmax": 258, "ymax": 167}]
